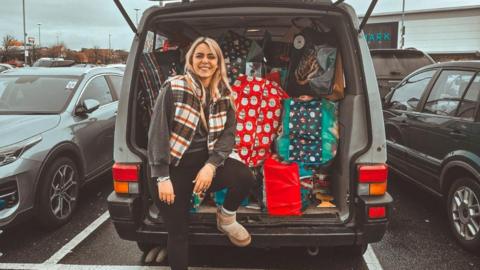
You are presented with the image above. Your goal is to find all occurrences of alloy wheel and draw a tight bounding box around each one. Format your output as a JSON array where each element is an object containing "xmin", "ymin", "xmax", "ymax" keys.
[
  {"xmin": 49, "ymin": 164, "xmax": 78, "ymax": 219},
  {"xmin": 451, "ymin": 186, "xmax": 480, "ymax": 241}
]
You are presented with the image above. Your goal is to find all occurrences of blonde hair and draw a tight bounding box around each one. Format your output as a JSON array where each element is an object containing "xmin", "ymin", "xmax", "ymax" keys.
[{"xmin": 184, "ymin": 37, "xmax": 233, "ymax": 105}]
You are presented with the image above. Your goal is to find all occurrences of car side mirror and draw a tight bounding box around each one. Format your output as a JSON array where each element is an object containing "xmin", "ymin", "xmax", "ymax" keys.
[
  {"xmin": 406, "ymin": 98, "xmax": 419, "ymax": 109},
  {"xmin": 75, "ymin": 99, "xmax": 100, "ymax": 115},
  {"xmin": 382, "ymin": 89, "xmax": 394, "ymax": 107}
]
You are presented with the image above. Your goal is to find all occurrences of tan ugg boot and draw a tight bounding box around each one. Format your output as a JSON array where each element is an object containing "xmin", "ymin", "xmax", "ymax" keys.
[{"xmin": 216, "ymin": 209, "xmax": 251, "ymax": 247}]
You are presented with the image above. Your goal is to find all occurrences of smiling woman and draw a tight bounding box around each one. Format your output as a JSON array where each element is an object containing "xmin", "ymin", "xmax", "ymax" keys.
[
  {"xmin": 0, "ymin": 75, "xmax": 79, "ymax": 114},
  {"xmin": 147, "ymin": 37, "xmax": 255, "ymax": 270}
]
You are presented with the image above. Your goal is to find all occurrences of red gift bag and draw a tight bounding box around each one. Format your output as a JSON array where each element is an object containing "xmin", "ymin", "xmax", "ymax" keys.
[{"xmin": 263, "ymin": 157, "xmax": 301, "ymax": 216}]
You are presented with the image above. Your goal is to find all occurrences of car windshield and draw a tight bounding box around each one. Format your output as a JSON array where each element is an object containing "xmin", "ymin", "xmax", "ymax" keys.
[
  {"xmin": 372, "ymin": 52, "xmax": 434, "ymax": 78},
  {"xmin": 0, "ymin": 75, "xmax": 80, "ymax": 114}
]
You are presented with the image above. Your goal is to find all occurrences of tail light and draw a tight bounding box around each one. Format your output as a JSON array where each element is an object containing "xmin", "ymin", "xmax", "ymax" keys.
[
  {"xmin": 112, "ymin": 163, "xmax": 140, "ymax": 194},
  {"xmin": 357, "ymin": 164, "xmax": 388, "ymax": 196},
  {"xmin": 368, "ymin": 206, "xmax": 386, "ymax": 219}
]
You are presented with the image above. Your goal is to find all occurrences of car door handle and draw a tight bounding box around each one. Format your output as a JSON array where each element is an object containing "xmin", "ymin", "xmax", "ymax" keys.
[{"xmin": 449, "ymin": 130, "xmax": 467, "ymax": 139}]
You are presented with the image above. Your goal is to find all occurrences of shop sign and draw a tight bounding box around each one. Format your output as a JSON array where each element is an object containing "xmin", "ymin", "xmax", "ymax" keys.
[{"xmin": 364, "ymin": 22, "xmax": 398, "ymax": 49}]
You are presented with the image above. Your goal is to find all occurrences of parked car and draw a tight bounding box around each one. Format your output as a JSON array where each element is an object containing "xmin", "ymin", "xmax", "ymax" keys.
[
  {"xmin": 371, "ymin": 48, "xmax": 435, "ymax": 100},
  {"xmin": 383, "ymin": 61, "xmax": 480, "ymax": 252},
  {"xmin": 0, "ymin": 64, "xmax": 15, "ymax": 73},
  {"xmin": 108, "ymin": 0, "xmax": 391, "ymax": 256},
  {"xmin": 73, "ymin": 63, "xmax": 97, "ymax": 68},
  {"xmin": 32, "ymin": 58, "xmax": 76, "ymax": 68},
  {"xmin": 107, "ymin": 64, "xmax": 126, "ymax": 72},
  {"xmin": 0, "ymin": 67, "xmax": 123, "ymax": 229}
]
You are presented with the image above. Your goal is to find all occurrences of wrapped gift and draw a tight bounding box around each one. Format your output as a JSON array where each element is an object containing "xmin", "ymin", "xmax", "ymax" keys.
[{"xmin": 232, "ymin": 75, "xmax": 288, "ymax": 167}]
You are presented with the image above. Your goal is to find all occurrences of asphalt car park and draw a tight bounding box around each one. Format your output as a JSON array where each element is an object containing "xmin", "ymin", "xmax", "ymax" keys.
[
  {"xmin": 0, "ymin": 2, "xmax": 479, "ymax": 270},
  {"xmin": 1, "ymin": 172, "xmax": 479, "ymax": 270}
]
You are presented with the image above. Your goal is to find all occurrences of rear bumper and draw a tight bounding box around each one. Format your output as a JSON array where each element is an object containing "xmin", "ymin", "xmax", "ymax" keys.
[{"xmin": 108, "ymin": 192, "xmax": 392, "ymax": 248}]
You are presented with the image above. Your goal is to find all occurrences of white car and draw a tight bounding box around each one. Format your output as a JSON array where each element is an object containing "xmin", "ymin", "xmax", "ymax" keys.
[{"xmin": 0, "ymin": 64, "xmax": 14, "ymax": 73}]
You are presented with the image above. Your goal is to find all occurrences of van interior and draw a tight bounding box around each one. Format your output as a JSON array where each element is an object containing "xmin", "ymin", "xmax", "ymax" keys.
[{"xmin": 129, "ymin": 7, "xmax": 368, "ymax": 225}]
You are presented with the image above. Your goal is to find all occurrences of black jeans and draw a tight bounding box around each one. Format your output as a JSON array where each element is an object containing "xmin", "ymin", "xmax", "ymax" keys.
[{"xmin": 158, "ymin": 150, "xmax": 254, "ymax": 270}]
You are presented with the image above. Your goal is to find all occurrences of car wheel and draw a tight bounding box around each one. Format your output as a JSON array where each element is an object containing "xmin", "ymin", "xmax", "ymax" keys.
[
  {"xmin": 447, "ymin": 177, "xmax": 480, "ymax": 253},
  {"xmin": 37, "ymin": 157, "xmax": 80, "ymax": 229}
]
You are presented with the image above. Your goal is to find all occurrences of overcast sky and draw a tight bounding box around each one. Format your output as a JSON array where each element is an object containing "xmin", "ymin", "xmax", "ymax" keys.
[{"xmin": 0, "ymin": 0, "xmax": 478, "ymax": 50}]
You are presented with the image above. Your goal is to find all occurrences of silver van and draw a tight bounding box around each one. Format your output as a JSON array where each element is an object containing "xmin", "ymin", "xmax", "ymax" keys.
[{"xmin": 108, "ymin": 0, "xmax": 392, "ymax": 256}]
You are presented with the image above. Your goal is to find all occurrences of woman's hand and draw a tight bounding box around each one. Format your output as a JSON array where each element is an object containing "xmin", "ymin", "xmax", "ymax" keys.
[
  {"xmin": 157, "ymin": 180, "xmax": 175, "ymax": 205},
  {"xmin": 193, "ymin": 164, "xmax": 216, "ymax": 194}
]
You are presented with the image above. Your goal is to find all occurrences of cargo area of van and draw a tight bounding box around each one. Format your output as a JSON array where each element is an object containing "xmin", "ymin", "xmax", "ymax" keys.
[
  {"xmin": 133, "ymin": 9, "xmax": 365, "ymax": 223},
  {"xmin": 109, "ymin": 0, "xmax": 391, "ymax": 252}
]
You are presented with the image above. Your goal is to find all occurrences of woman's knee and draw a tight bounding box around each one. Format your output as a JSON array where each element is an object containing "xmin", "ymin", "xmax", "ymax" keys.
[{"xmin": 236, "ymin": 166, "xmax": 255, "ymax": 191}]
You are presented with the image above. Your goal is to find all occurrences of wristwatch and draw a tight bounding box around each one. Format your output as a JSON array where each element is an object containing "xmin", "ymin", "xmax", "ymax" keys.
[{"xmin": 156, "ymin": 176, "xmax": 170, "ymax": 183}]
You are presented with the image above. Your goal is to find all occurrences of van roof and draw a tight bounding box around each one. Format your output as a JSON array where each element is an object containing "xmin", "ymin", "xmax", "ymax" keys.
[
  {"xmin": 146, "ymin": 0, "xmax": 341, "ymax": 15},
  {"xmin": 160, "ymin": 0, "xmax": 334, "ymax": 8}
]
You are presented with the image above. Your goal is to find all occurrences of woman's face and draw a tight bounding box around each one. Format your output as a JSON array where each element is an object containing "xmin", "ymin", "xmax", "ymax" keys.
[{"xmin": 192, "ymin": 43, "xmax": 218, "ymax": 81}]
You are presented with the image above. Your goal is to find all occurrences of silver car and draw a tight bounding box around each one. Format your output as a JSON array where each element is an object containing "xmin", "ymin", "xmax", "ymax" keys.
[
  {"xmin": 0, "ymin": 67, "xmax": 123, "ymax": 229},
  {"xmin": 0, "ymin": 64, "xmax": 15, "ymax": 73}
]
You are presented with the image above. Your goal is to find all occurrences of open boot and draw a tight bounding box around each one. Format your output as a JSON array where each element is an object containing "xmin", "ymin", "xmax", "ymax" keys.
[{"xmin": 216, "ymin": 209, "xmax": 251, "ymax": 247}]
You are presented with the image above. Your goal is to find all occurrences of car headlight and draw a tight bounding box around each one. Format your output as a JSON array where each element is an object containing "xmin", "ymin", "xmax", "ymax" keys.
[{"xmin": 0, "ymin": 136, "xmax": 42, "ymax": 167}]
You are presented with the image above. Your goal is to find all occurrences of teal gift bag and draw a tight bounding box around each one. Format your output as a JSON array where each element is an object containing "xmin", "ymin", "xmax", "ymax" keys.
[{"xmin": 214, "ymin": 188, "xmax": 249, "ymax": 207}]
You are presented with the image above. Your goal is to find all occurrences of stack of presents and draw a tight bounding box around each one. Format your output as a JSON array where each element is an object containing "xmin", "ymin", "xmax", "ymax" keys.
[{"xmin": 138, "ymin": 24, "xmax": 345, "ymax": 216}]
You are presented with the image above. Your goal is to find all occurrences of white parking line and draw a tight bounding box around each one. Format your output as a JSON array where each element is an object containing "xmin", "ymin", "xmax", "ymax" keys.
[
  {"xmin": 3, "ymin": 208, "xmax": 383, "ymax": 270},
  {"xmin": 44, "ymin": 210, "xmax": 110, "ymax": 264},
  {"xmin": 0, "ymin": 263, "xmax": 263, "ymax": 270},
  {"xmin": 363, "ymin": 245, "xmax": 384, "ymax": 270}
]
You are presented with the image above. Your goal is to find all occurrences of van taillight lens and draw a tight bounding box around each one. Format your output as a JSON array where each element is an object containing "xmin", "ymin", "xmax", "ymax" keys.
[
  {"xmin": 357, "ymin": 164, "xmax": 388, "ymax": 196},
  {"xmin": 368, "ymin": 206, "xmax": 386, "ymax": 219},
  {"xmin": 113, "ymin": 163, "xmax": 139, "ymax": 182},
  {"xmin": 358, "ymin": 164, "xmax": 388, "ymax": 183},
  {"xmin": 112, "ymin": 163, "xmax": 140, "ymax": 194}
]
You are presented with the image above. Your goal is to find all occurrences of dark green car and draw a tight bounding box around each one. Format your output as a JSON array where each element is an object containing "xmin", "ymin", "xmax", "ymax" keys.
[{"xmin": 383, "ymin": 61, "xmax": 480, "ymax": 252}]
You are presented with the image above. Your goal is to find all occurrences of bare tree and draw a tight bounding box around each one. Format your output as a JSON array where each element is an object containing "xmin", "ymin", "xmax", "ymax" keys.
[
  {"xmin": 93, "ymin": 46, "xmax": 100, "ymax": 64},
  {"xmin": 1, "ymin": 34, "xmax": 15, "ymax": 62},
  {"xmin": 46, "ymin": 42, "xmax": 67, "ymax": 58}
]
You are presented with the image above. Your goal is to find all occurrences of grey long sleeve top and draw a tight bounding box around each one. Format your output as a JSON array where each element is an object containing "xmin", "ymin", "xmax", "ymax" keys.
[{"xmin": 147, "ymin": 82, "xmax": 237, "ymax": 179}]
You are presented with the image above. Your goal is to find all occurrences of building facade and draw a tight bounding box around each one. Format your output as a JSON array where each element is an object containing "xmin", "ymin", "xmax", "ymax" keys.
[{"xmin": 362, "ymin": 5, "xmax": 480, "ymax": 61}]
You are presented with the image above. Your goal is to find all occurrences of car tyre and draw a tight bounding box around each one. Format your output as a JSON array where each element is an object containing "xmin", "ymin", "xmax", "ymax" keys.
[
  {"xmin": 447, "ymin": 177, "xmax": 480, "ymax": 253},
  {"xmin": 37, "ymin": 157, "xmax": 80, "ymax": 229}
]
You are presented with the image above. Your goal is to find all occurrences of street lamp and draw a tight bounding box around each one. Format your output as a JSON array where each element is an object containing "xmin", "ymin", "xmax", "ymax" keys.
[
  {"xmin": 37, "ymin": 23, "xmax": 41, "ymax": 47},
  {"xmin": 22, "ymin": 0, "xmax": 28, "ymax": 65},
  {"xmin": 400, "ymin": 0, "xmax": 406, "ymax": 49},
  {"xmin": 134, "ymin": 8, "xmax": 140, "ymax": 26},
  {"xmin": 108, "ymin": 33, "xmax": 112, "ymax": 64}
]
